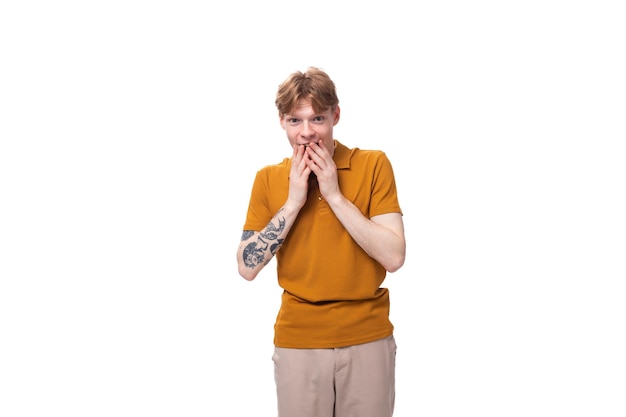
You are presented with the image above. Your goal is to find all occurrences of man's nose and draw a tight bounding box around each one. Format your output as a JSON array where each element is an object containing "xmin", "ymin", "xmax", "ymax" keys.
[{"xmin": 301, "ymin": 121, "xmax": 315, "ymax": 137}]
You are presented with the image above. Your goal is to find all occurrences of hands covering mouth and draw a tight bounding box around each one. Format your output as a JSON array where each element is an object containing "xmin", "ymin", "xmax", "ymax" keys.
[{"xmin": 301, "ymin": 140, "xmax": 321, "ymax": 149}]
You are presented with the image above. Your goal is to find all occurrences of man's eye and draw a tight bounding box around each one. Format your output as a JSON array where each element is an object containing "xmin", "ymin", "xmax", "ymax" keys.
[
  {"xmin": 288, "ymin": 118, "xmax": 299, "ymax": 123},
  {"xmin": 313, "ymin": 116, "xmax": 324, "ymax": 122}
]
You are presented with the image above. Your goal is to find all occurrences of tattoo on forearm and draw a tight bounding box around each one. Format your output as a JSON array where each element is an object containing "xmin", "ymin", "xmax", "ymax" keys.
[
  {"xmin": 242, "ymin": 239, "xmax": 267, "ymax": 268},
  {"xmin": 260, "ymin": 218, "xmax": 285, "ymax": 240},
  {"xmin": 241, "ymin": 214, "xmax": 287, "ymax": 269}
]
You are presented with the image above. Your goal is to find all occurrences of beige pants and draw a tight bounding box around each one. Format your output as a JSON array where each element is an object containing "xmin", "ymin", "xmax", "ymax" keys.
[{"xmin": 272, "ymin": 336, "xmax": 396, "ymax": 417}]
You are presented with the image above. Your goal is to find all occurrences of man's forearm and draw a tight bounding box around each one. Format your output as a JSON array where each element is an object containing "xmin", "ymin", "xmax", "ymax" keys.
[
  {"xmin": 325, "ymin": 194, "xmax": 406, "ymax": 272},
  {"xmin": 237, "ymin": 203, "xmax": 300, "ymax": 280}
]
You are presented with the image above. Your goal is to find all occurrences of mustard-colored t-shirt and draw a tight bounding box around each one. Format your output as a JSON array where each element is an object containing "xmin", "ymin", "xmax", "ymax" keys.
[{"xmin": 243, "ymin": 140, "xmax": 403, "ymax": 348}]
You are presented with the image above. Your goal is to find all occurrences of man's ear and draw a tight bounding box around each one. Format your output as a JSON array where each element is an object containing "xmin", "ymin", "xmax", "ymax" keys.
[
  {"xmin": 333, "ymin": 106, "xmax": 341, "ymax": 126},
  {"xmin": 279, "ymin": 115, "xmax": 286, "ymax": 130}
]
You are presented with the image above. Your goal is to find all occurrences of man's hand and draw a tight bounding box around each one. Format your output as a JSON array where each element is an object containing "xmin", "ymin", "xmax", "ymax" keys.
[
  {"xmin": 305, "ymin": 141, "xmax": 339, "ymax": 201},
  {"xmin": 287, "ymin": 144, "xmax": 312, "ymax": 209}
]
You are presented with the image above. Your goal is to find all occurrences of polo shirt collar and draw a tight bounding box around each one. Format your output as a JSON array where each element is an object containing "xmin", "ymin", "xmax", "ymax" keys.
[{"xmin": 332, "ymin": 140, "xmax": 351, "ymax": 170}]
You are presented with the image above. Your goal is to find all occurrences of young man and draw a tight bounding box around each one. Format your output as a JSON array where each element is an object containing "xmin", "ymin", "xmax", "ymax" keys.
[{"xmin": 237, "ymin": 67, "xmax": 406, "ymax": 417}]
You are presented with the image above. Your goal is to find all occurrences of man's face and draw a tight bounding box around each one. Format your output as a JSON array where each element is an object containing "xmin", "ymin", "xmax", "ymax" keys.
[{"xmin": 280, "ymin": 98, "xmax": 340, "ymax": 155}]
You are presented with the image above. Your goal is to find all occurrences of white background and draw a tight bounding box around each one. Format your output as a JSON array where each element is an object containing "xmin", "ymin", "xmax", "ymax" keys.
[{"xmin": 1, "ymin": 1, "xmax": 625, "ymax": 416}]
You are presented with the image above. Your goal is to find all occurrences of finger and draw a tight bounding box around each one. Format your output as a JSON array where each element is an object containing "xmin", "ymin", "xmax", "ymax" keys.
[{"xmin": 306, "ymin": 148, "xmax": 326, "ymax": 170}]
